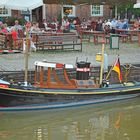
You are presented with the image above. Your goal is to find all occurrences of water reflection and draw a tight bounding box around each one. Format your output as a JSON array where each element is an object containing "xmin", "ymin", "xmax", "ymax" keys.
[{"xmin": 0, "ymin": 98, "xmax": 140, "ymax": 140}]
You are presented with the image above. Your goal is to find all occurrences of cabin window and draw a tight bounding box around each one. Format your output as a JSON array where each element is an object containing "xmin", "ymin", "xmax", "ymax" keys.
[
  {"xmin": 91, "ymin": 5, "xmax": 103, "ymax": 17},
  {"xmin": 0, "ymin": 7, "xmax": 11, "ymax": 17}
]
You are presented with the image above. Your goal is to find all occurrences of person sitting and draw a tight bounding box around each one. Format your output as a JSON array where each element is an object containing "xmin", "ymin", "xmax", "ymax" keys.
[
  {"xmin": 91, "ymin": 20, "xmax": 97, "ymax": 31},
  {"xmin": 11, "ymin": 27, "xmax": 22, "ymax": 49},
  {"xmin": 0, "ymin": 23, "xmax": 8, "ymax": 33},
  {"xmin": 81, "ymin": 18, "xmax": 87, "ymax": 29},
  {"xmin": 61, "ymin": 18, "xmax": 66, "ymax": 30},
  {"xmin": 0, "ymin": 21, "xmax": 3, "ymax": 30},
  {"xmin": 133, "ymin": 19, "xmax": 139, "ymax": 30},
  {"xmin": 63, "ymin": 19, "xmax": 70, "ymax": 32},
  {"xmin": 36, "ymin": 22, "xmax": 41, "ymax": 31},
  {"xmin": 43, "ymin": 19, "xmax": 51, "ymax": 31},
  {"xmin": 103, "ymin": 19, "xmax": 112, "ymax": 34},
  {"xmin": 52, "ymin": 18, "xmax": 59, "ymax": 31},
  {"xmin": 111, "ymin": 18, "xmax": 118, "ymax": 33},
  {"xmin": 96, "ymin": 18, "xmax": 103, "ymax": 31},
  {"xmin": 116, "ymin": 19, "xmax": 124, "ymax": 29},
  {"xmin": 30, "ymin": 22, "xmax": 41, "ymax": 33},
  {"xmin": 11, "ymin": 27, "xmax": 18, "ymax": 40},
  {"xmin": 122, "ymin": 19, "xmax": 128, "ymax": 29},
  {"xmin": 70, "ymin": 19, "xmax": 76, "ymax": 30},
  {"xmin": 13, "ymin": 20, "xmax": 24, "ymax": 38},
  {"xmin": 111, "ymin": 18, "xmax": 118, "ymax": 29}
]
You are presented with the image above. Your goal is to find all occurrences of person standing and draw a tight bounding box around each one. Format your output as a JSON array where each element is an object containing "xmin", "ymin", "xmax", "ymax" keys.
[
  {"xmin": 14, "ymin": 20, "xmax": 22, "ymax": 31},
  {"xmin": 13, "ymin": 20, "xmax": 23, "ymax": 38}
]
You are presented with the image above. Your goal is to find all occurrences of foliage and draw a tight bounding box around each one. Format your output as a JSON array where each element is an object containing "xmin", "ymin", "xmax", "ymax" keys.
[
  {"xmin": 117, "ymin": 3, "xmax": 140, "ymax": 16},
  {"xmin": 57, "ymin": 12, "xmax": 62, "ymax": 24}
]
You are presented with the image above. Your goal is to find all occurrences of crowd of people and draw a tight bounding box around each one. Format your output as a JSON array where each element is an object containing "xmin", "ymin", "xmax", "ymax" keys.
[
  {"xmin": 0, "ymin": 20, "xmax": 38, "ymax": 50},
  {"xmin": 0, "ymin": 17, "xmax": 139, "ymax": 36},
  {"xmin": 0, "ymin": 16, "xmax": 140, "ymax": 50},
  {"xmin": 41, "ymin": 16, "xmax": 140, "ymax": 34},
  {"xmin": 79, "ymin": 17, "xmax": 140, "ymax": 34},
  {"xmin": 0, "ymin": 20, "xmax": 44, "ymax": 38}
]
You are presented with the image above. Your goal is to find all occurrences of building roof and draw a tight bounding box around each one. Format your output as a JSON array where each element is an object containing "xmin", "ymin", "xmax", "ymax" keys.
[
  {"xmin": 43, "ymin": 0, "xmax": 136, "ymax": 6},
  {"xmin": 0, "ymin": 0, "xmax": 43, "ymax": 10}
]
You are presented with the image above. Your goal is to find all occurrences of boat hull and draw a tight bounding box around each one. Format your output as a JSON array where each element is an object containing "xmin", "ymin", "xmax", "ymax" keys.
[{"xmin": 0, "ymin": 83, "xmax": 140, "ymax": 111}]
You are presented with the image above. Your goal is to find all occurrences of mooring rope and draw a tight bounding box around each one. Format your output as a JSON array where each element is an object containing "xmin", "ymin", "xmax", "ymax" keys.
[
  {"xmin": 122, "ymin": 64, "xmax": 140, "ymax": 70},
  {"xmin": 130, "ymin": 64, "xmax": 140, "ymax": 69}
]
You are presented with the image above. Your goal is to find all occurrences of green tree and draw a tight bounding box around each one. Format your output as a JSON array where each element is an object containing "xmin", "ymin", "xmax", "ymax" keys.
[{"xmin": 117, "ymin": 3, "xmax": 140, "ymax": 18}]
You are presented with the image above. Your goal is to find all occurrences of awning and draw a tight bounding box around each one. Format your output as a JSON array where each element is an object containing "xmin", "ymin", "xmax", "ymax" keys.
[
  {"xmin": 134, "ymin": 2, "xmax": 140, "ymax": 8},
  {"xmin": 0, "ymin": 0, "xmax": 43, "ymax": 10}
]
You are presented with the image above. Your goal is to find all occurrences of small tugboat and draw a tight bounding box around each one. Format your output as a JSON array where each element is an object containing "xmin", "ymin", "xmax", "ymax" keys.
[{"xmin": 0, "ymin": 44, "xmax": 139, "ymax": 111}]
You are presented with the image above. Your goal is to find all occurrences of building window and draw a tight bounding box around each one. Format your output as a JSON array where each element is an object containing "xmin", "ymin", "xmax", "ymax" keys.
[
  {"xmin": 91, "ymin": 5, "xmax": 103, "ymax": 16},
  {"xmin": 0, "ymin": 8, "xmax": 11, "ymax": 17},
  {"xmin": 62, "ymin": 5, "xmax": 75, "ymax": 17}
]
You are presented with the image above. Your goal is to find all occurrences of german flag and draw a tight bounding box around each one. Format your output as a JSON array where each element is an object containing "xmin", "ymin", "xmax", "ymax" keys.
[{"xmin": 112, "ymin": 57, "xmax": 123, "ymax": 82}]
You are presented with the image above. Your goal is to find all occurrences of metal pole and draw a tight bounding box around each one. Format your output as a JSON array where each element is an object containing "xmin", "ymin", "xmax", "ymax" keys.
[
  {"xmin": 106, "ymin": 64, "xmax": 114, "ymax": 80},
  {"xmin": 115, "ymin": 5, "xmax": 117, "ymax": 19},
  {"xmin": 99, "ymin": 43, "xmax": 105, "ymax": 86},
  {"xmin": 42, "ymin": 4, "xmax": 46, "ymax": 20}
]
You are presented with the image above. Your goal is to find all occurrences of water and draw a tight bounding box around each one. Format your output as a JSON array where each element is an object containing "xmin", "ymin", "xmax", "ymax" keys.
[{"xmin": 0, "ymin": 98, "xmax": 139, "ymax": 140}]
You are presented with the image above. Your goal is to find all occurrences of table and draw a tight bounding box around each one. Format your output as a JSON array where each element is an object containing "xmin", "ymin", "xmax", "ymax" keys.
[
  {"xmin": 115, "ymin": 29, "xmax": 140, "ymax": 43},
  {"xmin": 80, "ymin": 30, "xmax": 106, "ymax": 44}
]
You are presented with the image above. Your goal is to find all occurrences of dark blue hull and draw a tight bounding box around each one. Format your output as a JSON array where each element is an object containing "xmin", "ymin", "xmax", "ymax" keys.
[{"xmin": 0, "ymin": 83, "xmax": 140, "ymax": 111}]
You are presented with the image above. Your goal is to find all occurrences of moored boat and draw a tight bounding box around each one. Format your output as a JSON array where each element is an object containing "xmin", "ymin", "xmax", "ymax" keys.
[
  {"xmin": 0, "ymin": 59, "xmax": 140, "ymax": 111},
  {"xmin": 0, "ymin": 45, "xmax": 139, "ymax": 111}
]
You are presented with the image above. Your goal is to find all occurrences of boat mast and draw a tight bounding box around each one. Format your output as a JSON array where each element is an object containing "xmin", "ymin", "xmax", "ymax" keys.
[
  {"xmin": 24, "ymin": 23, "xmax": 30, "ymax": 86},
  {"xmin": 99, "ymin": 43, "xmax": 105, "ymax": 86},
  {"xmin": 24, "ymin": 38, "xmax": 29, "ymax": 86}
]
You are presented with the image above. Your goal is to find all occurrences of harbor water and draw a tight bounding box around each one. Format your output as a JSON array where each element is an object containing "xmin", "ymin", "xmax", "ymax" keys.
[{"xmin": 0, "ymin": 98, "xmax": 139, "ymax": 140}]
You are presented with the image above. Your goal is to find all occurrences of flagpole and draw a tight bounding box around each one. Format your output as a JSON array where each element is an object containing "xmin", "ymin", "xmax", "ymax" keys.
[
  {"xmin": 106, "ymin": 55, "xmax": 119, "ymax": 80},
  {"xmin": 107, "ymin": 56, "xmax": 123, "ymax": 83},
  {"xmin": 106, "ymin": 64, "xmax": 114, "ymax": 80}
]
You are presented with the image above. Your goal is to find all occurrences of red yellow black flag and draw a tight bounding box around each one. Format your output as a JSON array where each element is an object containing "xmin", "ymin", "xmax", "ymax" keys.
[{"xmin": 112, "ymin": 57, "xmax": 123, "ymax": 82}]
